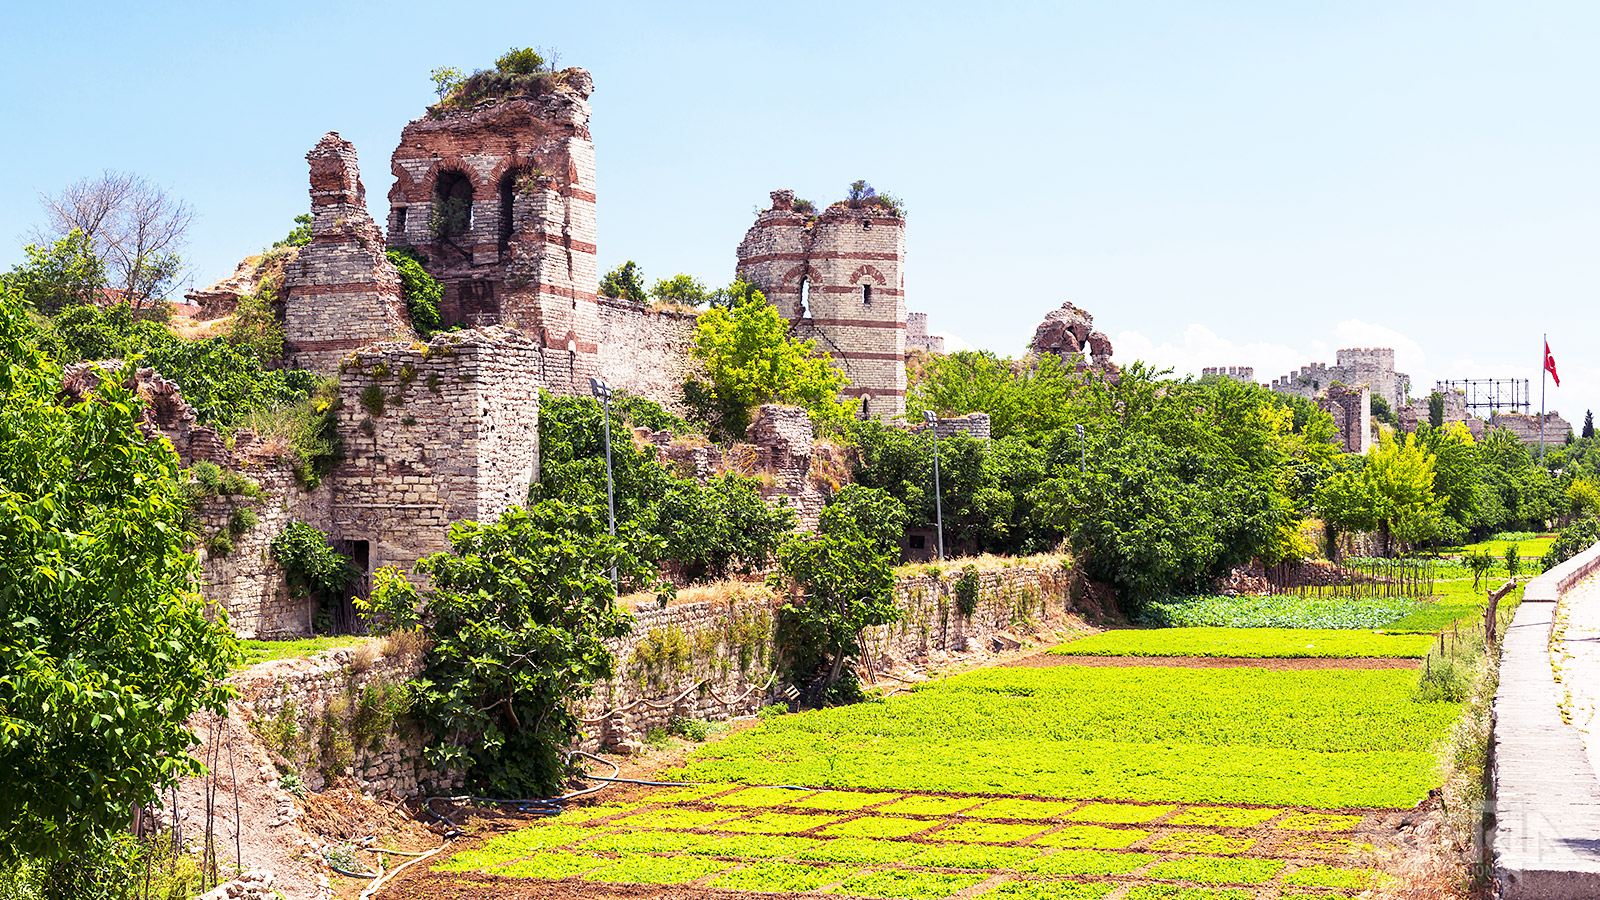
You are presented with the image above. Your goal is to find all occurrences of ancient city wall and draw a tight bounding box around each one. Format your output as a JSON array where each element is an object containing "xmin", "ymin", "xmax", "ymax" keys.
[
  {"xmin": 1489, "ymin": 410, "xmax": 1573, "ymax": 448},
  {"xmin": 593, "ymin": 297, "xmax": 702, "ymax": 414},
  {"xmin": 330, "ymin": 328, "xmax": 542, "ymax": 578},
  {"xmin": 232, "ymin": 644, "xmax": 462, "ymax": 797},
  {"xmin": 196, "ymin": 468, "xmax": 332, "ymax": 640},
  {"xmin": 282, "ymin": 133, "xmax": 411, "ymax": 374}
]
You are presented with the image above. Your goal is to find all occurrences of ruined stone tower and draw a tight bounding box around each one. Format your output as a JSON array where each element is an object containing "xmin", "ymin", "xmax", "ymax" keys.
[
  {"xmin": 385, "ymin": 69, "xmax": 601, "ymax": 395},
  {"xmin": 735, "ymin": 190, "xmax": 907, "ymax": 420},
  {"xmin": 282, "ymin": 133, "xmax": 411, "ymax": 373}
]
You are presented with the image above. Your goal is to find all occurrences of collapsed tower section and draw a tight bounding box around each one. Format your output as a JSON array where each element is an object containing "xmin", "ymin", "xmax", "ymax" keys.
[
  {"xmin": 282, "ymin": 133, "xmax": 411, "ymax": 373},
  {"xmin": 385, "ymin": 69, "xmax": 601, "ymax": 396},
  {"xmin": 736, "ymin": 189, "xmax": 907, "ymax": 420}
]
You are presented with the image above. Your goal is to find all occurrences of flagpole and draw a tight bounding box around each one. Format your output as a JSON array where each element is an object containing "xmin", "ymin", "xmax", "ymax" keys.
[{"xmin": 1540, "ymin": 333, "xmax": 1547, "ymax": 463}]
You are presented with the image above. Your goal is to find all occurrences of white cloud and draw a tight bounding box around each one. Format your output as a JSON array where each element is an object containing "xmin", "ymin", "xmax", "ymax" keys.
[
  {"xmin": 1113, "ymin": 323, "xmax": 1331, "ymax": 385},
  {"xmin": 932, "ymin": 331, "xmax": 976, "ymax": 353}
]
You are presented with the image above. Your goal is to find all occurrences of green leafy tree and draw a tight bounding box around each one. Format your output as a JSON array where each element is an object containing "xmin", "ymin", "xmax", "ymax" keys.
[
  {"xmin": 1429, "ymin": 391, "xmax": 1446, "ymax": 429},
  {"xmin": 0, "ymin": 285, "xmax": 237, "ymax": 877},
  {"xmin": 1465, "ymin": 549, "xmax": 1496, "ymax": 590},
  {"xmin": 599, "ymin": 260, "xmax": 647, "ymax": 305},
  {"xmin": 364, "ymin": 501, "xmax": 649, "ymax": 796},
  {"xmin": 773, "ymin": 494, "xmax": 899, "ymax": 695},
  {"xmin": 819, "ymin": 484, "xmax": 910, "ymax": 553},
  {"xmin": 429, "ymin": 66, "xmax": 464, "ymax": 99},
  {"xmin": 270, "ymin": 522, "xmax": 359, "ymax": 632},
  {"xmin": 1504, "ymin": 543, "xmax": 1522, "ymax": 579},
  {"xmin": 2, "ymin": 230, "xmax": 106, "ymax": 315},
  {"xmin": 656, "ymin": 475, "xmax": 796, "ymax": 582},
  {"xmin": 496, "ymin": 47, "xmax": 546, "ymax": 74},
  {"xmin": 1585, "ymin": 409, "xmax": 1595, "ymax": 440},
  {"xmin": 1361, "ymin": 432, "xmax": 1448, "ymax": 556},
  {"xmin": 273, "ymin": 214, "xmax": 313, "ymax": 249},
  {"xmin": 908, "ymin": 351, "xmax": 1086, "ymax": 442},
  {"xmin": 1542, "ymin": 518, "xmax": 1600, "ymax": 571},
  {"xmin": 684, "ymin": 288, "xmax": 846, "ymax": 439},
  {"xmin": 1369, "ymin": 394, "xmax": 1399, "ymax": 429},
  {"xmin": 387, "ymin": 248, "xmax": 443, "ymax": 335},
  {"xmin": 649, "ymin": 273, "xmax": 710, "ymax": 308},
  {"xmin": 226, "ymin": 291, "xmax": 285, "ymax": 364}
]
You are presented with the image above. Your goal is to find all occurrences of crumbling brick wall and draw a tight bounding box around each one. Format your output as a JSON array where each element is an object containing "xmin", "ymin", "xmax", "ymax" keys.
[
  {"xmin": 736, "ymin": 190, "xmax": 908, "ymax": 420},
  {"xmin": 592, "ymin": 297, "xmax": 701, "ymax": 416},
  {"xmin": 1031, "ymin": 302, "xmax": 1116, "ymax": 372},
  {"xmin": 1489, "ymin": 410, "xmax": 1573, "ymax": 447},
  {"xmin": 385, "ymin": 70, "xmax": 609, "ymax": 399},
  {"xmin": 1318, "ymin": 383, "xmax": 1372, "ymax": 454},
  {"xmin": 282, "ymin": 133, "xmax": 411, "ymax": 374},
  {"xmin": 329, "ymin": 328, "xmax": 542, "ymax": 578},
  {"xmin": 196, "ymin": 469, "xmax": 333, "ymax": 639}
]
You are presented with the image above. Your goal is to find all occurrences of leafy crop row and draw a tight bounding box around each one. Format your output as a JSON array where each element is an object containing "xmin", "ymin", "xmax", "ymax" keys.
[
  {"xmin": 1053, "ymin": 627, "xmax": 1432, "ymax": 658},
  {"xmin": 1138, "ymin": 592, "xmax": 1418, "ymax": 629}
]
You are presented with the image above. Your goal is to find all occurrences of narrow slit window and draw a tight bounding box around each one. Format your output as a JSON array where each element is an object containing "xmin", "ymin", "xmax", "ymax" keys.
[
  {"xmin": 799, "ymin": 278, "xmax": 810, "ymax": 317},
  {"xmin": 395, "ymin": 207, "xmax": 408, "ymax": 233},
  {"xmin": 862, "ymin": 283, "xmax": 873, "ymax": 305}
]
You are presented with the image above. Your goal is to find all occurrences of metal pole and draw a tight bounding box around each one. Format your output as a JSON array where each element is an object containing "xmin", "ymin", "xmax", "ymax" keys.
[
  {"xmin": 1077, "ymin": 423, "xmax": 1085, "ymax": 472},
  {"xmin": 601, "ymin": 392, "xmax": 616, "ymax": 584},
  {"xmin": 1540, "ymin": 334, "xmax": 1547, "ymax": 463},
  {"xmin": 925, "ymin": 411, "xmax": 944, "ymax": 562}
]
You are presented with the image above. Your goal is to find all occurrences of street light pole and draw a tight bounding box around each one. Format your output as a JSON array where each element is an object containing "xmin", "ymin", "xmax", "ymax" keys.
[
  {"xmin": 589, "ymin": 376, "xmax": 617, "ymax": 585},
  {"xmin": 924, "ymin": 411, "xmax": 945, "ymax": 562},
  {"xmin": 1076, "ymin": 423, "xmax": 1085, "ymax": 472}
]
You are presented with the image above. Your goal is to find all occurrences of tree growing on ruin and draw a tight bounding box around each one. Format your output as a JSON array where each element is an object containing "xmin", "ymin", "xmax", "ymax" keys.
[
  {"xmin": 1429, "ymin": 391, "xmax": 1445, "ymax": 429},
  {"xmin": 36, "ymin": 171, "xmax": 193, "ymax": 308},
  {"xmin": 1585, "ymin": 409, "xmax": 1594, "ymax": 440},
  {"xmin": 685, "ymin": 287, "xmax": 846, "ymax": 440},
  {"xmin": 0, "ymin": 284, "xmax": 237, "ymax": 879},
  {"xmin": 387, "ymin": 248, "xmax": 443, "ymax": 335},
  {"xmin": 650, "ymin": 273, "xmax": 710, "ymax": 308},
  {"xmin": 364, "ymin": 501, "xmax": 655, "ymax": 796},
  {"xmin": 599, "ymin": 260, "xmax": 647, "ymax": 305}
]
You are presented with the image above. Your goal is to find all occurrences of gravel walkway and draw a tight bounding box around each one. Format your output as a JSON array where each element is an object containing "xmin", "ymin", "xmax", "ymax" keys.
[{"xmin": 1555, "ymin": 573, "xmax": 1600, "ymax": 785}]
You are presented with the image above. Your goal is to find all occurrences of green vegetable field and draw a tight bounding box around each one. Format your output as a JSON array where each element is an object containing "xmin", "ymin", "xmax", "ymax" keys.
[
  {"xmin": 664, "ymin": 666, "xmax": 1456, "ymax": 808},
  {"xmin": 1049, "ymin": 627, "xmax": 1432, "ymax": 658}
]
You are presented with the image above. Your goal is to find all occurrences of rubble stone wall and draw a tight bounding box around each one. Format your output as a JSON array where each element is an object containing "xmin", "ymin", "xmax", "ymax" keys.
[
  {"xmin": 1490, "ymin": 410, "xmax": 1573, "ymax": 448},
  {"xmin": 232, "ymin": 646, "xmax": 462, "ymax": 797},
  {"xmin": 196, "ymin": 468, "xmax": 332, "ymax": 639},
  {"xmin": 736, "ymin": 190, "xmax": 908, "ymax": 420},
  {"xmin": 1319, "ymin": 383, "xmax": 1373, "ymax": 454},
  {"xmin": 329, "ymin": 328, "xmax": 542, "ymax": 578},
  {"xmin": 593, "ymin": 297, "xmax": 702, "ymax": 414},
  {"xmin": 283, "ymin": 133, "xmax": 411, "ymax": 374}
]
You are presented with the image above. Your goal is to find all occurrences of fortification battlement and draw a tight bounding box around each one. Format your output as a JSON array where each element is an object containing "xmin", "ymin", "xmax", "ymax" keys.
[
  {"xmin": 1336, "ymin": 347, "xmax": 1396, "ymax": 367},
  {"xmin": 1202, "ymin": 366, "xmax": 1254, "ymax": 382},
  {"xmin": 737, "ymin": 188, "xmax": 908, "ymax": 420}
]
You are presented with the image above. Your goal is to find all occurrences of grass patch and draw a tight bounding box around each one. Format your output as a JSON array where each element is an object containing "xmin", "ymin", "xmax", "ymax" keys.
[
  {"xmin": 1146, "ymin": 857, "xmax": 1285, "ymax": 884},
  {"xmin": 1274, "ymin": 813, "xmax": 1363, "ymax": 831},
  {"xmin": 1138, "ymin": 593, "xmax": 1419, "ymax": 629},
  {"xmin": 669, "ymin": 666, "xmax": 1459, "ymax": 808},
  {"xmin": 1147, "ymin": 833, "xmax": 1254, "ymax": 854},
  {"xmin": 582, "ymin": 854, "xmax": 732, "ymax": 884},
  {"xmin": 1275, "ymin": 834, "xmax": 1367, "ymax": 855},
  {"xmin": 719, "ymin": 811, "xmax": 841, "ymax": 833},
  {"xmin": 988, "ymin": 882, "xmax": 1114, "ymax": 899},
  {"xmin": 876, "ymin": 795, "xmax": 985, "ymax": 816},
  {"xmin": 578, "ymin": 829, "xmax": 707, "ymax": 854},
  {"xmin": 1165, "ymin": 807, "xmax": 1282, "ymax": 827},
  {"xmin": 1063, "ymin": 803, "xmax": 1175, "ymax": 824},
  {"xmin": 906, "ymin": 843, "xmax": 1042, "ymax": 870},
  {"xmin": 817, "ymin": 816, "xmax": 935, "ymax": 839},
  {"xmin": 1283, "ymin": 864, "xmax": 1383, "ymax": 888},
  {"xmin": 687, "ymin": 833, "xmax": 824, "ymax": 859},
  {"xmin": 710, "ymin": 861, "xmax": 859, "ymax": 892},
  {"xmin": 711, "ymin": 786, "xmax": 813, "ymax": 806},
  {"xmin": 796, "ymin": 838, "xmax": 922, "ymax": 864},
  {"xmin": 1020, "ymin": 849, "xmax": 1157, "ymax": 875},
  {"xmin": 1382, "ymin": 579, "xmax": 1492, "ymax": 632},
  {"xmin": 608, "ymin": 807, "xmax": 734, "ymax": 830},
  {"xmin": 490, "ymin": 850, "xmax": 610, "ymax": 879},
  {"xmin": 432, "ymin": 824, "xmax": 594, "ymax": 869},
  {"xmin": 933, "ymin": 821, "xmax": 1050, "ymax": 844},
  {"xmin": 970, "ymin": 799, "xmax": 1078, "ymax": 820},
  {"xmin": 1031, "ymin": 825, "xmax": 1149, "ymax": 848},
  {"xmin": 238, "ymin": 635, "xmax": 368, "ymax": 667},
  {"xmin": 792, "ymin": 790, "xmax": 902, "ymax": 811},
  {"xmin": 828, "ymin": 869, "xmax": 988, "ymax": 898},
  {"xmin": 1052, "ymin": 628, "xmax": 1431, "ymax": 658}
]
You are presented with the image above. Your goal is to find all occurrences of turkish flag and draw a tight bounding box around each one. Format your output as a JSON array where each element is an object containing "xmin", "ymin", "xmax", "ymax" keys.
[{"xmin": 1546, "ymin": 341, "xmax": 1561, "ymax": 387}]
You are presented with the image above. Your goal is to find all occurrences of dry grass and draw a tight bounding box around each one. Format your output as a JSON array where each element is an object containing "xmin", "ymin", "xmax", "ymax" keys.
[
  {"xmin": 170, "ymin": 315, "xmax": 232, "ymax": 340},
  {"xmin": 894, "ymin": 550, "xmax": 1072, "ymax": 579},
  {"xmin": 380, "ymin": 629, "xmax": 433, "ymax": 665},
  {"xmin": 621, "ymin": 579, "xmax": 777, "ymax": 612}
]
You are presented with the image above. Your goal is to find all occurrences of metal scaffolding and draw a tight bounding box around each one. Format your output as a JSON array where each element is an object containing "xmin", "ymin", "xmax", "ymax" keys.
[{"xmin": 1441, "ymin": 378, "xmax": 1532, "ymax": 414}]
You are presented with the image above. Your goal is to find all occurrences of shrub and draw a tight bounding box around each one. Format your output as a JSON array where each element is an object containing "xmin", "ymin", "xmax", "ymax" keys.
[
  {"xmin": 1504, "ymin": 543, "xmax": 1522, "ymax": 578},
  {"xmin": 1543, "ymin": 518, "xmax": 1600, "ymax": 570},
  {"xmin": 227, "ymin": 506, "xmax": 258, "ymax": 538},
  {"xmin": 205, "ymin": 533, "xmax": 234, "ymax": 557},
  {"xmin": 954, "ymin": 565, "xmax": 981, "ymax": 617},
  {"xmin": 386, "ymin": 249, "xmax": 442, "ymax": 336},
  {"xmin": 668, "ymin": 717, "xmax": 712, "ymax": 742},
  {"xmin": 360, "ymin": 383, "xmax": 385, "ymax": 417}
]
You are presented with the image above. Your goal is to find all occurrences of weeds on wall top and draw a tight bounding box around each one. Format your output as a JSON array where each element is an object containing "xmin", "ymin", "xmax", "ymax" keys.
[{"xmin": 429, "ymin": 47, "xmax": 574, "ymax": 111}]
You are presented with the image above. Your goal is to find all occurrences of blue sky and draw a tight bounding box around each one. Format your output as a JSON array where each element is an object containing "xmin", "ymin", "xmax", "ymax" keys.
[{"xmin": 3, "ymin": 1, "xmax": 1596, "ymax": 427}]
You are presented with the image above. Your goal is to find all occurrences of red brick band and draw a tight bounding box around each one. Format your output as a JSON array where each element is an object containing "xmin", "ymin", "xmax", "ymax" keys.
[
  {"xmin": 829, "ymin": 351, "xmax": 906, "ymax": 361},
  {"xmin": 841, "ymin": 386, "xmax": 907, "ymax": 397},
  {"xmin": 536, "ymin": 283, "xmax": 600, "ymax": 303},
  {"xmin": 288, "ymin": 282, "xmax": 390, "ymax": 297},
  {"xmin": 806, "ymin": 318, "xmax": 906, "ymax": 329},
  {"xmin": 740, "ymin": 251, "xmax": 900, "ymax": 265},
  {"xmin": 814, "ymin": 285, "xmax": 903, "ymax": 297}
]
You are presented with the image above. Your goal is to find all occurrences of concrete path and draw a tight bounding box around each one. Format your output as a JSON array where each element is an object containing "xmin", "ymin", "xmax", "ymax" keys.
[
  {"xmin": 1493, "ymin": 550, "xmax": 1600, "ymax": 898},
  {"xmin": 1555, "ymin": 574, "xmax": 1600, "ymax": 786}
]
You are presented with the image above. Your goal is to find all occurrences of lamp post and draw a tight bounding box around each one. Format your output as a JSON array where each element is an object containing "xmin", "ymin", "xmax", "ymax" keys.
[
  {"xmin": 1076, "ymin": 423, "xmax": 1085, "ymax": 472},
  {"xmin": 589, "ymin": 376, "xmax": 617, "ymax": 584},
  {"xmin": 924, "ymin": 410, "xmax": 945, "ymax": 562}
]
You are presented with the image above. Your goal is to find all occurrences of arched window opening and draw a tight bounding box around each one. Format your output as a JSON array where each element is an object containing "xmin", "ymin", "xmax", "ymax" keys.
[
  {"xmin": 498, "ymin": 169, "xmax": 526, "ymax": 255},
  {"xmin": 431, "ymin": 171, "xmax": 475, "ymax": 240}
]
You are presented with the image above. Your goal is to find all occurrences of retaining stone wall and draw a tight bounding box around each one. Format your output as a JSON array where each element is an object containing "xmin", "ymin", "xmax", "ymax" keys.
[
  {"xmin": 232, "ymin": 645, "xmax": 461, "ymax": 798},
  {"xmin": 196, "ymin": 468, "xmax": 331, "ymax": 639},
  {"xmin": 593, "ymin": 297, "xmax": 702, "ymax": 415}
]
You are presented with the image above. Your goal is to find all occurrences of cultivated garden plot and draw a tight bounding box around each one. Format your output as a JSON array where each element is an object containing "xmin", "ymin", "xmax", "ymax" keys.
[
  {"xmin": 661, "ymin": 665, "xmax": 1457, "ymax": 808},
  {"xmin": 417, "ymin": 785, "xmax": 1395, "ymax": 899}
]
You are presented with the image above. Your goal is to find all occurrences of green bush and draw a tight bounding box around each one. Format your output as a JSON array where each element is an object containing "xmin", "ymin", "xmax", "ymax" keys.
[
  {"xmin": 359, "ymin": 383, "xmax": 385, "ymax": 417},
  {"xmin": 1543, "ymin": 518, "xmax": 1600, "ymax": 570},
  {"xmin": 227, "ymin": 506, "xmax": 258, "ymax": 538},
  {"xmin": 386, "ymin": 249, "xmax": 442, "ymax": 336},
  {"xmin": 954, "ymin": 565, "xmax": 981, "ymax": 617}
]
